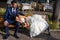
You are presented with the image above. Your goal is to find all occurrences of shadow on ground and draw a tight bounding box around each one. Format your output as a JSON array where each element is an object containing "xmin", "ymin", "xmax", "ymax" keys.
[{"xmin": 34, "ymin": 33, "xmax": 59, "ymax": 40}]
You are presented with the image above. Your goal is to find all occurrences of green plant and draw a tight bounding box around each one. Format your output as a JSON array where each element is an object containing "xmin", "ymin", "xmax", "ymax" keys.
[
  {"xmin": 0, "ymin": 8, "xmax": 6, "ymax": 15},
  {"xmin": 47, "ymin": 14, "xmax": 52, "ymax": 21},
  {"xmin": 48, "ymin": 21, "xmax": 59, "ymax": 29},
  {"xmin": 59, "ymin": 24, "xmax": 60, "ymax": 27},
  {"xmin": 50, "ymin": 23, "xmax": 58, "ymax": 29},
  {"xmin": 0, "ymin": 11, "xmax": 5, "ymax": 14}
]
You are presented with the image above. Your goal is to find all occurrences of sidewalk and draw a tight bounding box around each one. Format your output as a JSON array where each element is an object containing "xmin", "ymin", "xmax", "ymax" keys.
[{"xmin": 0, "ymin": 29, "xmax": 60, "ymax": 40}]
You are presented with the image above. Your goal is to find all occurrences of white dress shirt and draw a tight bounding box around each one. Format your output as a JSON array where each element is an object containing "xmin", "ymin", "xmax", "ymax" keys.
[{"xmin": 12, "ymin": 8, "xmax": 16, "ymax": 13}]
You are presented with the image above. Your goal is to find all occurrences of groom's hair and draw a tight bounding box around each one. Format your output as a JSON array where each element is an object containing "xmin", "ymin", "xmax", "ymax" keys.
[{"xmin": 11, "ymin": 1, "xmax": 17, "ymax": 5}]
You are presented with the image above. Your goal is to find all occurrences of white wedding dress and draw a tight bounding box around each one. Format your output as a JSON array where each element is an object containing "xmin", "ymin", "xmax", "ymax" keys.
[{"xmin": 27, "ymin": 14, "xmax": 49, "ymax": 37}]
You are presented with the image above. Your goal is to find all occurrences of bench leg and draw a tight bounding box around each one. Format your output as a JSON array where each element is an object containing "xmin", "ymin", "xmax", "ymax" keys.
[{"xmin": 47, "ymin": 27, "xmax": 51, "ymax": 36}]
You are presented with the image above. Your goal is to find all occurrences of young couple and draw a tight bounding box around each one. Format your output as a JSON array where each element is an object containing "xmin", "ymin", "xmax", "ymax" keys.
[{"xmin": 3, "ymin": 1, "xmax": 50, "ymax": 39}]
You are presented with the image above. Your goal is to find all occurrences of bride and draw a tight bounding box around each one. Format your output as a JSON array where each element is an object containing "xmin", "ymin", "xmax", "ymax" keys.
[{"xmin": 16, "ymin": 14, "xmax": 49, "ymax": 37}]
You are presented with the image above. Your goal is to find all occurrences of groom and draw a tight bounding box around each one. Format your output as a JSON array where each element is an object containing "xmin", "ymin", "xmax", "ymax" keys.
[{"xmin": 3, "ymin": 1, "xmax": 24, "ymax": 39}]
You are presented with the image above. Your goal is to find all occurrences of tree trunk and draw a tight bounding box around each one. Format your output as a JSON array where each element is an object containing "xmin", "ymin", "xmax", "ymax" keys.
[{"xmin": 52, "ymin": 0, "xmax": 60, "ymax": 28}]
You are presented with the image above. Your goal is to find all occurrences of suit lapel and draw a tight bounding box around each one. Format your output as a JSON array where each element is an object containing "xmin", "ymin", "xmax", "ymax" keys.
[
  {"xmin": 10, "ymin": 7, "xmax": 12, "ymax": 13},
  {"xmin": 9, "ymin": 7, "xmax": 13, "ymax": 16},
  {"xmin": 9, "ymin": 7, "xmax": 18, "ymax": 16}
]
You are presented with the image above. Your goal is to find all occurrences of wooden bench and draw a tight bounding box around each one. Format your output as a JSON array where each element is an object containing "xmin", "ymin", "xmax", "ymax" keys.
[
  {"xmin": 0, "ymin": 13, "xmax": 33, "ymax": 28},
  {"xmin": 0, "ymin": 13, "xmax": 48, "ymax": 28}
]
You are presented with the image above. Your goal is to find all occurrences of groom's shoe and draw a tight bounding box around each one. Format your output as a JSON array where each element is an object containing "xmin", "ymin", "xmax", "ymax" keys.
[
  {"xmin": 3, "ymin": 34, "xmax": 9, "ymax": 39},
  {"xmin": 14, "ymin": 34, "xmax": 19, "ymax": 39}
]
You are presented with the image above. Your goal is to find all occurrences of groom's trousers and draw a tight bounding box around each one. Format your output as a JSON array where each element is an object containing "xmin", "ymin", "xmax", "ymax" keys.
[{"xmin": 4, "ymin": 20, "xmax": 20, "ymax": 36}]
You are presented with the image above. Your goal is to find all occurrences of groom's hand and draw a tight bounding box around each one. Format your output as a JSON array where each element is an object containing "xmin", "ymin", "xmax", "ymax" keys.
[{"xmin": 16, "ymin": 16, "xmax": 20, "ymax": 22}]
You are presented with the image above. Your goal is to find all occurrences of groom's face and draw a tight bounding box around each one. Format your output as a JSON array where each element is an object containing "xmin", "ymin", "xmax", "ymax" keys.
[{"xmin": 12, "ymin": 3, "xmax": 17, "ymax": 8}]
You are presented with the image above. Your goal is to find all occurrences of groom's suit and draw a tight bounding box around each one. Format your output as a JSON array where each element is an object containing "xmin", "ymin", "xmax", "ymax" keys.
[{"xmin": 4, "ymin": 7, "xmax": 24, "ymax": 36}]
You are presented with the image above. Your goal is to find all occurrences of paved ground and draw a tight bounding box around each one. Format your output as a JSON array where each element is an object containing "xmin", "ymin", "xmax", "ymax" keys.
[{"xmin": 0, "ymin": 29, "xmax": 60, "ymax": 40}]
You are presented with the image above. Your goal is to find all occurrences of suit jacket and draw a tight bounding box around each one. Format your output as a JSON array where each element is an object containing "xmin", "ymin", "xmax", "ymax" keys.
[{"xmin": 4, "ymin": 7, "xmax": 24, "ymax": 22}]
